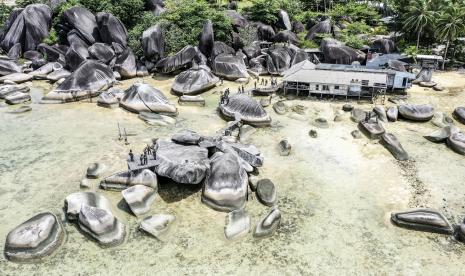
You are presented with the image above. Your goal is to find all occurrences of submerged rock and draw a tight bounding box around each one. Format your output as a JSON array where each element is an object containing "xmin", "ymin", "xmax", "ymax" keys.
[
  {"xmin": 202, "ymin": 152, "xmax": 248, "ymax": 212},
  {"xmin": 64, "ymin": 192, "xmax": 113, "ymax": 220},
  {"xmin": 391, "ymin": 209, "xmax": 453, "ymax": 235},
  {"xmin": 4, "ymin": 212, "xmax": 64, "ymax": 263},
  {"xmin": 86, "ymin": 163, "xmax": 106, "ymax": 179},
  {"xmin": 380, "ymin": 133, "xmax": 409, "ymax": 161},
  {"xmin": 78, "ymin": 205, "xmax": 126, "ymax": 247},
  {"xmin": 254, "ymin": 207, "xmax": 281, "ymax": 238},
  {"xmin": 278, "ymin": 139, "xmax": 291, "ymax": 156},
  {"xmin": 398, "ymin": 104, "xmax": 434, "ymax": 122},
  {"xmin": 7, "ymin": 105, "xmax": 32, "ymax": 114},
  {"xmin": 155, "ymin": 139, "xmax": 209, "ymax": 184},
  {"xmin": 138, "ymin": 112, "xmax": 176, "ymax": 126},
  {"xmin": 43, "ymin": 60, "xmax": 115, "ymax": 102},
  {"xmin": 171, "ymin": 66, "xmax": 219, "ymax": 95},
  {"xmin": 447, "ymin": 132, "xmax": 465, "ymax": 155},
  {"xmin": 219, "ymin": 94, "xmax": 271, "ymax": 127},
  {"xmin": 139, "ymin": 214, "xmax": 176, "ymax": 240},
  {"xmin": 224, "ymin": 209, "xmax": 251, "ymax": 240},
  {"xmin": 120, "ymin": 83, "xmax": 177, "ymax": 115},
  {"xmin": 122, "ymin": 185, "xmax": 157, "ymax": 216},
  {"xmin": 256, "ymin": 179, "xmax": 277, "ymax": 207},
  {"xmin": 100, "ymin": 169, "xmax": 158, "ymax": 191}
]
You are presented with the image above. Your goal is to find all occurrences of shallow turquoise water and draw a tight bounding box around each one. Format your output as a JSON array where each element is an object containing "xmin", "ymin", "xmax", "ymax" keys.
[{"xmin": 1, "ymin": 78, "xmax": 465, "ymax": 275}]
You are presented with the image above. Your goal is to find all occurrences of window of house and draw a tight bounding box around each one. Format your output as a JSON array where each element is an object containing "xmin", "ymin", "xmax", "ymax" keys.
[
  {"xmin": 315, "ymin": 84, "xmax": 320, "ymax": 90},
  {"xmin": 334, "ymin": 85, "xmax": 340, "ymax": 90},
  {"xmin": 322, "ymin": 85, "xmax": 329, "ymax": 91}
]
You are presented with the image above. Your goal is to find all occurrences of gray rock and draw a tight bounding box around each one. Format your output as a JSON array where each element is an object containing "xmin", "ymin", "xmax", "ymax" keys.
[
  {"xmin": 4, "ymin": 212, "xmax": 64, "ymax": 263},
  {"xmin": 277, "ymin": 9, "xmax": 292, "ymax": 30},
  {"xmin": 380, "ymin": 133, "xmax": 409, "ymax": 161},
  {"xmin": 5, "ymin": 91, "xmax": 31, "ymax": 105},
  {"xmin": 351, "ymin": 130, "xmax": 362, "ymax": 139},
  {"xmin": 86, "ymin": 163, "xmax": 106, "ymax": 179},
  {"xmin": 155, "ymin": 139, "xmax": 209, "ymax": 184},
  {"xmin": 46, "ymin": 69, "xmax": 71, "ymax": 82},
  {"xmin": 309, "ymin": 129, "xmax": 318, "ymax": 138},
  {"xmin": 78, "ymin": 205, "xmax": 126, "ymax": 247},
  {"xmin": 306, "ymin": 19, "xmax": 332, "ymax": 40},
  {"xmin": 391, "ymin": 209, "xmax": 453, "ymax": 235},
  {"xmin": 239, "ymin": 125, "xmax": 256, "ymax": 142},
  {"xmin": 372, "ymin": 38, "xmax": 396, "ymax": 54},
  {"xmin": 171, "ymin": 130, "xmax": 201, "ymax": 145},
  {"xmin": 398, "ymin": 104, "xmax": 434, "ymax": 121},
  {"xmin": 122, "ymin": 185, "xmax": 157, "ymax": 216},
  {"xmin": 218, "ymin": 141, "xmax": 263, "ymax": 168},
  {"xmin": 0, "ymin": 59, "xmax": 21, "ymax": 76},
  {"xmin": 178, "ymin": 95, "xmax": 205, "ymax": 106},
  {"xmin": 320, "ymin": 38, "xmax": 365, "ymax": 64},
  {"xmin": 273, "ymin": 101, "xmax": 287, "ymax": 115},
  {"xmin": 28, "ymin": 62, "xmax": 56, "ymax": 79},
  {"xmin": 96, "ymin": 12, "xmax": 128, "ymax": 46},
  {"xmin": 198, "ymin": 20, "xmax": 214, "ymax": 58},
  {"xmin": 142, "ymin": 24, "xmax": 164, "ymax": 62},
  {"xmin": 97, "ymin": 91, "xmax": 119, "ymax": 108},
  {"xmin": 64, "ymin": 191, "xmax": 113, "ymax": 220},
  {"xmin": 88, "ymin": 43, "xmax": 115, "ymax": 64},
  {"xmin": 139, "ymin": 214, "xmax": 175, "ymax": 240},
  {"xmin": 43, "ymin": 60, "xmax": 115, "ymax": 102},
  {"xmin": 0, "ymin": 73, "xmax": 33, "ymax": 84},
  {"xmin": 447, "ymin": 132, "xmax": 465, "ymax": 155},
  {"xmin": 431, "ymin": 112, "xmax": 454, "ymax": 128},
  {"xmin": 256, "ymin": 179, "xmax": 277, "ymax": 207},
  {"xmin": 212, "ymin": 54, "xmax": 249, "ymax": 80},
  {"xmin": 61, "ymin": 7, "xmax": 100, "ymax": 45},
  {"xmin": 418, "ymin": 81, "xmax": 436, "ymax": 88},
  {"xmin": 453, "ymin": 107, "xmax": 465, "ymax": 125},
  {"xmin": 138, "ymin": 112, "xmax": 176, "ymax": 126},
  {"xmin": 373, "ymin": 105, "xmax": 388, "ymax": 122},
  {"xmin": 0, "ymin": 84, "xmax": 29, "ymax": 99},
  {"xmin": 120, "ymin": 83, "xmax": 177, "ymax": 115},
  {"xmin": 155, "ymin": 45, "xmax": 199, "ymax": 74},
  {"xmin": 386, "ymin": 106, "xmax": 398, "ymax": 122},
  {"xmin": 100, "ymin": 169, "xmax": 158, "ymax": 191},
  {"xmin": 202, "ymin": 152, "xmax": 248, "ymax": 212},
  {"xmin": 224, "ymin": 209, "xmax": 250, "ymax": 240},
  {"xmin": 433, "ymin": 85, "xmax": 445, "ymax": 91},
  {"xmin": 278, "ymin": 139, "xmax": 291, "ymax": 156},
  {"xmin": 351, "ymin": 108, "xmax": 367, "ymax": 123},
  {"xmin": 7, "ymin": 43, "xmax": 21, "ymax": 60},
  {"xmin": 314, "ymin": 117, "xmax": 329, "ymax": 128},
  {"xmin": 359, "ymin": 120, "xmax": 385, "ymax": 139},
  {"xmin": 171, "ymin": 65, "xmax": 219, "ymax": 95},
  {"xmin": 114, "ymin": 48, "xmax": 137, "ymax": 79},
  {"xmin": 254, "ymin": 207, "xmax": 281, "ymax": 238},
  {"xmin": 219, "ymin": 94, "xmax": 271, "ymax": 127},
  {"xmin": 257, "ymin": 24, "xmax": 275, "ymax": 41},
  {"xmin": 424, "ymin": 126, "xmax": 459, "ymax": 143},
  {"xmin": 7, "ymin": 105, "xmax": 32, "ymax": 114},
  {"xmin": 342, "ymin": 104, "xmax": 353, "ymax": 112}
]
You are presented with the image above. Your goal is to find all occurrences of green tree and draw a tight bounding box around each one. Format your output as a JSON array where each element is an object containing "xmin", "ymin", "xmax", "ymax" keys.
[
  {"xmin": 435, "ymin": 4, "xmax": 465, "ymax": 69},
  {"xmin": 403, "ymin": 0, "xmax": 437, "ymax": 50}
]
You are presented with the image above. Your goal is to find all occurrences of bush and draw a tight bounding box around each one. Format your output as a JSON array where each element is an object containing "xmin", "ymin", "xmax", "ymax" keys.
[
  {"xmin": 129, "ymin": 0, "xmax": 232, "ymax": 56},
  {"xmin": 297, "ymin": 32, "xmax": 319, "ymax": 48},
  {"xmin": 244, "ymin": 0, "xmax": 302, "ymax": 26},
  {"xmin": 16, "ymin": 0, "xmax": 46, "ymax": 7},
  {"xmin": 0, "ymin": 4, "xmax": 13, "ymax": 26},
  {"xmin": 329, "ymin": 2, "xmax": 380, "ymax": 23},
  {"xmin": 340, "ymin": 34, "xmax": 367, "ymax": 50},
  {"xmin": 43, "ymin": 28, "xmax": 58, "ymax": 45}
]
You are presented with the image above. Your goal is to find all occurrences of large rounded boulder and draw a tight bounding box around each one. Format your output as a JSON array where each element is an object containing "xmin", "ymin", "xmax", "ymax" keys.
[
  {"xmin": 1, "ymin": 4, "xmax": 52, "ymax": 53},
  {"xmin": 60, "ymin": 7, "xmax": 100, "ymax": 45},
  {"xmin": 321, "ymin": 38, "xmax": 365, "ymax": 64},
  {"xmin": 120, "ymin": 82, "xmax": 177, "ymax": 115},
  {"xmin": 306, "ymin": 19, "xmax": 331, "ymax": 40},
  {"xmin": 142, "ymin": 24, "xmax": 165, "ymax": 62},
  {"xmin": 198, "ymin": 20, "xmax": 214, "ymax": 58},
  {"xmin": 155, "ymin": 45, "xmax": 200, "ymax": 74},
  {"xmin": 0, "ymin": 58, "xmax": 21, "ymax": 76},
  {"xmin": 202, "ymin": 152, "xmax": 248, "ymax": 212},
  {"xmin": 398, "ymin": 104, "xmax": 434, "ymax": 121},
  {"xmin": 257, "ymin": 24, "xmax": 275, "ymax": 41},
  {"xmin": 42, "ymin": 60, "xmax": 115, "ymax": 102},
  {"xmin": 4, "ymin": 212, "xmax": 64, "ymax": 263},
  {"xmin": 219, "ymin": 94, "xmax": 271, "ymax": 127},
  {"xmin": 211, "ymin": 54, "xmax": 249, "ymax": 80},
  {"xmin": 96, "ymin": 12, "xmax": 128, "ymax": 46},
  {"xmin": 171, "ymin": 65, "xmax": 219, "ymax": 95}
]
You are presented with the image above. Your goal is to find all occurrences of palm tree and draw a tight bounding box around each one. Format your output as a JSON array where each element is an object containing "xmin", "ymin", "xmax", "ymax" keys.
[
  {"xmin": 435, "ymin": 4, "xmax": 465, "ymax": 69},
  {"xmin": 403, "ymin": 0, "xmax": 437, "ymax": 50}
]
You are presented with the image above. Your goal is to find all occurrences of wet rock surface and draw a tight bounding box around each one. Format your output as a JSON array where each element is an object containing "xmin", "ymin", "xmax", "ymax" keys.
[{"xmin": 391, "ymin": 209, "xmax": 454, "ymax": 235}]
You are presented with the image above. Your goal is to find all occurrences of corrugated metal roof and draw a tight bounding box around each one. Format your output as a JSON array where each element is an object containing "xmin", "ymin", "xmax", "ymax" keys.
[
  {"xmin": 284, "ymin": 68, "xmax": 388, "ymax": 85},
  {"xmin": 283, "ymin": 60, "xmax": 316, "ymax": 78}
]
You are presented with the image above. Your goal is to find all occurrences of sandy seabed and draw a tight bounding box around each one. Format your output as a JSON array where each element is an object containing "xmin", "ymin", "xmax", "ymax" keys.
[{"xmin": 1, "ymin": 71, "xmax": 465, "ymax": 275}]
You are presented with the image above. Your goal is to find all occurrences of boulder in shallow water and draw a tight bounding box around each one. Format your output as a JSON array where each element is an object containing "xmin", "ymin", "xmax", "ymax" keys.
[
  {"xmin": 219, "ymin": 94, "xmax": 271, "ymax": 127},
  {"xmin": 178, "ymin": 95, "xmax": 205, "ymax": 106},
  {"xmin": 359, "ymin": 120, "xmax": 385, "ymax": 139},
  {"xmin": 202, "ymin": 152, "xmax": 248, "ymax": 212},
  {"xmin": 97, "ymin": 91, "xmax": 119, "ymax": 108},
  {"xmin": 7, "ymin": 105, "xmax": 32, "ymax": 114},
  {"xmin": 278, "ymin": 139, "xmax": 291, "ymax": 156},
  {"xmin": 78, "ymin": 205, "xmax": 126, "ymax": 247},
  {"xmin": 64, "ymin": 191, "xmax": 113, "ymax": 220},
  {"xmin": 120, "ymin": 83, "xmax": 177, "ymax": 115},
  {"xmin": 86, "ymin": 163, "xmax": 106, "ymax": 179},
  {"xmin": 380, "ymin": 133, "xmax": 408, "ymax": 161},
  {"xmin": 256, "ymin": 179, "xmax": 277, "ymax": 207},
  {"xmin": 122, "ymin": 185, "xmax": 157, "ymax": 216},
  {"xmin": 350, "ymin": 108, "xmax": 368, "ymax": 123},
  {"xmin": 424, "ymin": 126, "xmax": 459, "ymax": 143},
  {"xmin": 431, "ymin": 112, "xmax": 454, "ymax": 128},
  {"xmin": 373, "ymin": 105, "xmax": 388, "ymax": 123},
  {"xmin": 447, "ymin": 132, "xmax": 465, "ymax": 155},
  {"xmin": 212, "ymin": 54, "xmax": 249, "ymax": 80},
  {"xmin": 171, "ymin": 66, "xmax": 219, "ymax": 95},
  {"xmin": 5, "ymin": 91, "xmax": 31, "ymax": 105},
  {"xmin": 155, "ymin": 139, "xmax": 209, "ymax": 184},
  {"xmin": 100, "ymin": 169, "xmax": 158, "ymax": 191},
  {"xmin": 386, "ymin": 106, "xmax": 398, "ymax": 122},
  {"xmin": 398, "ymin": 104, "xmax": 434, "ymax": 122},
  {"xmin": 139, "ymin": 214, "xmax": 175, "ymax": 241},
  {"xmin": 224, "ymin": 209, "xmax": 251, "ymax": 240},
  {"xmin": 453, "ymin": 107, "xmax": 465, "ymax": 125},
  {"xmin": 4, "ymin": 212, "xmax": 63, "ymax": 263},
  {"xmin": 391, "ymin": 209, "xmax": 453, "ymax": 235},
  {"xmin": 43, "ymin": 60, "xmax": 115, "ymax": 102},
  {"xmin": 254, "ymin": 207, "xmax": 281, "ymax": 238}
]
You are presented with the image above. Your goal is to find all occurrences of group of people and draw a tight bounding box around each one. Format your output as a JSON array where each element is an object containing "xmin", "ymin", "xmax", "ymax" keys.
[
  {"xmin": 220, "ymin": 88, "xmax": 230, "ymax": 105},
  {"xmin": 128, "ymin": 145, "xmax": 156, "ymax": 166}
]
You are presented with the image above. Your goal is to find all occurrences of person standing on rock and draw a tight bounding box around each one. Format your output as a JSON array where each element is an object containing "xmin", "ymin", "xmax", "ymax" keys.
[
  {"xmin": 129, "ymin": 150, "xmax": 134, "ymax": 162},
  {"xmin": 140, "ymin": 154, "xmax": 144, "ymax": 165}
]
